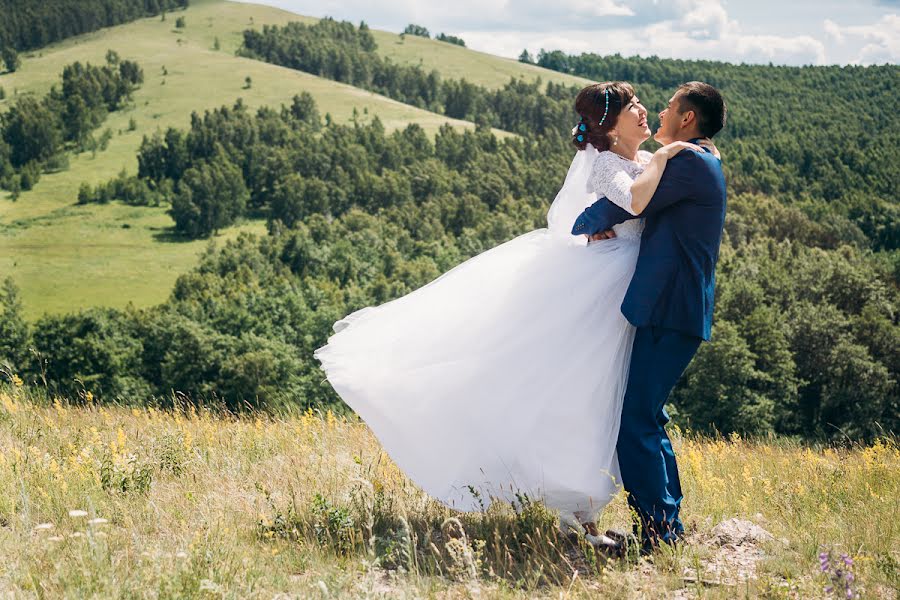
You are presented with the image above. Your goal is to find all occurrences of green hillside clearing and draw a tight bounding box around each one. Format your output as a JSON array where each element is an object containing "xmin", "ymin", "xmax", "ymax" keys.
[
  {"xmin": 371, "ymin": 29, "xmax": 591, "ymax": 89},
  {"xmin": 0, "ymin": 0, "xmax": 555, "ymax": 319}
]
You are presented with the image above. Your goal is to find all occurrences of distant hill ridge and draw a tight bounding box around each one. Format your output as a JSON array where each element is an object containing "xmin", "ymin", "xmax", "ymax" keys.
[{"xmin": 0, "ymin": 0, "xmax": 189, "ymax": 53}]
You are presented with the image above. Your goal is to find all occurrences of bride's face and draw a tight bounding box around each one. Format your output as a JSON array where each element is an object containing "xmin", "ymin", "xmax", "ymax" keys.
[{"xmin": 611, "ymin": 96, "xmax": 651, "ymax": 146}]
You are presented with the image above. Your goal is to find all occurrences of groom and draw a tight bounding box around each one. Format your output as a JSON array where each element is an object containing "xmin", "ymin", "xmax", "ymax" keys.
[{"xmin": 571, "ymin": 81, "xmax": 727, "ymax": 553}]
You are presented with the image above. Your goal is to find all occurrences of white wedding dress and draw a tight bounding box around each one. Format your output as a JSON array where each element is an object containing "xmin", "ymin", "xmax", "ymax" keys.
[{"xmin": 315, "ymin": 145, "xmax": 652, "ymax": 523}]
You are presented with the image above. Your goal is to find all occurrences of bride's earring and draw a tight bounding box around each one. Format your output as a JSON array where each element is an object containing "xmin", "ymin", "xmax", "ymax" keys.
[{"xmin": 613, "ymin": 136, "xmax": 618, "ymax": 146}]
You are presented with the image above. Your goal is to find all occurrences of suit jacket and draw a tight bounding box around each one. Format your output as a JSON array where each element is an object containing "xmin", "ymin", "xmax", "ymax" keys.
[{"xmin": 571, "ymin": 145, "xmax": 726, "ymax": 340}]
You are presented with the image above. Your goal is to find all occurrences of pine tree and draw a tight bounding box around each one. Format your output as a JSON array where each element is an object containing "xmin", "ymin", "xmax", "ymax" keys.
[
  {"xmin": 0, "ymin": 277, "xmax": 30, "ymax": 373},
  {"xmin": 2, "ymin": 46, "xmax": 20, "ymax": 72}
]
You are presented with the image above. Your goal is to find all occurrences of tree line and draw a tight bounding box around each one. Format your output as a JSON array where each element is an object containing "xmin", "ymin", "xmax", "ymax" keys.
[
  {"xmin": 528, "ymin": 49, "xmax": 900, "ymax": 251},
  {"xmin": 239, "ymin": 20, "xmax": 572, "ymax": 137},
  {"xmin": 3, "ymin": 92, "xmax": 897, "ymax": 441},
  {"xmin": 243, "ymin": 20, "xmax": 898, "ymax": 252},
  {"xmin": 402, "ymin": 24, "xmax": 466, "ymax": 47},
  {"xmin": 0, "ymin": 52, "xmax": 143, "ymax": 197},
  {"xmin": 81, "ymin": 91, "xmax": 568, "ymax": 238},
  {"xmin": 0, "ymin": 0, "xmax": 188, "ymax": 54},
  {"xmin": 1, "ymin": 19, "xmax": 896, "ymax": 441}
]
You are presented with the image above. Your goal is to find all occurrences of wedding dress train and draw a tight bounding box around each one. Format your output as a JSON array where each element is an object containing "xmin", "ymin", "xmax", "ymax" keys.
[{"xmin": 315, "ymin": 145, "xmax": 651, "ymax": 522}]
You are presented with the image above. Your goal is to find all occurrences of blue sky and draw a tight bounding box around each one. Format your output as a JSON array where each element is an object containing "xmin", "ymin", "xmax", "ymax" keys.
[{"xmin": 243, "ymin": 0, "xmax": 899, "ymax": 66}]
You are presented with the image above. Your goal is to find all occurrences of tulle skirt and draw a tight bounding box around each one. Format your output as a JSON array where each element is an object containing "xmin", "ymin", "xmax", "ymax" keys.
[{"xmin": 314, "ymin": 229, "xmax": 639, "ymax": 522}]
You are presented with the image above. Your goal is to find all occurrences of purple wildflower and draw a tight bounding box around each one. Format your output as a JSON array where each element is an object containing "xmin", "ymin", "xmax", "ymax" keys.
[{"xmin": 819, "ymin": 547, "xmax": 860, "ymax": 599}]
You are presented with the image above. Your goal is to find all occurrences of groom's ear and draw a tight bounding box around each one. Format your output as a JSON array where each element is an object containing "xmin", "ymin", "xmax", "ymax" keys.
[{"xmin": 679, "ymin": 109, "xmax": 697, "ymax": 130}]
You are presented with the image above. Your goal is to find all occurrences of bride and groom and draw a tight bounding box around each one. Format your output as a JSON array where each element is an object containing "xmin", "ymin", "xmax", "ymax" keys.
[{"xmin": 315, "ymin": 80, "xmax": 727, "ymax": 555}]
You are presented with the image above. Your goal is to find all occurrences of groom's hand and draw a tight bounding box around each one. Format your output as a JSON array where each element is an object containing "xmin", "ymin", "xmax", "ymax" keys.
[{"xmin": 588, "ymin": 229, "xmax": 617, "ymax": 242}]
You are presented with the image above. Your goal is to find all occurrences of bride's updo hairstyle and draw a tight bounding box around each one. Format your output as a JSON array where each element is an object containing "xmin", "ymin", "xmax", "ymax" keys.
[{"xmin": 572, "ymin": 81, "xmax": 634, "ymax": 151}]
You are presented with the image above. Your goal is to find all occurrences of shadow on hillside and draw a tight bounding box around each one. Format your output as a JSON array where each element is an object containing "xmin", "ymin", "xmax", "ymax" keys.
[{"xmin": 150, "ymin": 226, "xmax": 202, "ymax": 244}]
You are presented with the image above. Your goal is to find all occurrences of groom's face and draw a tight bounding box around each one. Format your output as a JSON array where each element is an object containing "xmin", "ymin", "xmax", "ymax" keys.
[{"xmin": 654, "ymin": 93, "xmax": 683, "ymax": 145}]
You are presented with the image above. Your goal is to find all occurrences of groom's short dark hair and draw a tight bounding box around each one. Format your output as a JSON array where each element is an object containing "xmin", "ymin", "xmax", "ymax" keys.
[{"xmin": 676, "ymin": 82, "xmax": 726, "ymax": 138}]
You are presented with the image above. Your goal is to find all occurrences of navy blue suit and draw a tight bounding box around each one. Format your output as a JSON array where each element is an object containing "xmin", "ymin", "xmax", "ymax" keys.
[{"xmin": 572, "ymin": 144, "xmax": 726, "ymax": 547}]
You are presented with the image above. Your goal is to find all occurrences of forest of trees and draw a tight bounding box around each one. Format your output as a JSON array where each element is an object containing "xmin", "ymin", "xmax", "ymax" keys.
[
  {"xmin": 0, "ymin": 52, "xmax": 143, "ymax": 197},
  {"xmin": 3, "ymin": 91, "xmax": 897, "ymax": 441},
  {"xmin": 239, "ymin": 20, "xmax": 572, "ymax": 136},
  {"xmin": 242, "ymin": 21, "xmax": 898, "ymax": 253},
  {"xmin": 531, "ymin": 50, "xmax": 900, "ymax": 251},
  {"xmin": 0, "ymin": 0, "xmax": 188, "ymax": 53},
  {"xmin": 0, "ymin": 18, "xmax": 897, "ymax": 442}
]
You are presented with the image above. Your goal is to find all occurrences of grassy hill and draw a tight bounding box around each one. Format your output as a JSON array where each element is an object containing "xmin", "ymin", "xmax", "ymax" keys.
[
  {"xmin": 0, "ymin": 0, "xmax": 579, "ymax": 319},
  {"xmin": 371, "ymin": 30, "xmax": 590, "ymax": 89},
  {"xmin": 1, "ymin": 390, "xmax": 896, "ymax": 597}
]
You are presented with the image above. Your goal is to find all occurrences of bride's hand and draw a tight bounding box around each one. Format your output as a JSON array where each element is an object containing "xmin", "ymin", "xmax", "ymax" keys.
[
  {"xmin": 656, "ymin": 141, "xmax": 705, "ymax": 161},
  {"xmin": 696, "ymin": 138, "xmax": 721, "ymax": 159},
  {"xmin": 589, "ymin": 229, "xmax": 616, "ymax": 241}
]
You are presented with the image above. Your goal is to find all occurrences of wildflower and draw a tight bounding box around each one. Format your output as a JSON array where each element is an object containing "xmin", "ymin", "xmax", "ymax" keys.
[
  {"xmin": 11, "ymin": 374, "xmax": 23, "ymax": 387},
  {"xmin": 68, "ymin": 509, "xmax": 88, "ymax": 518},
  {"xmin": 175, "ymin": 551, "xmax": 188, "ymax": 559},
  {"xmin": 33, "ymin": 522, "xmax": 55, "ymax": 531},
  {"xmin": 47, "ymin": 535, "xmax": 64, "ymax": 542},
  {"xmin": 88, "ymin": 518, "xmax": 108, "ymax": 526},
  {"xmin": 819, "ymin": 548, "xmax": 859, "ymax": 599}
]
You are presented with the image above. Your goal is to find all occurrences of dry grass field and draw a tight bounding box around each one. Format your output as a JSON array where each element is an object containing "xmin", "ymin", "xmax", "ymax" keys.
[{"xmin": 1, "ymin": 384, "xmax": 897, "ymax": 598}]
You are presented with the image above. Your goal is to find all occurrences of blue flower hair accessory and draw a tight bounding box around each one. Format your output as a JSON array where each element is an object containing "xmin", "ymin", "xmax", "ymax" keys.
[{"xmin": 573, "ymin": 88, "xmax": 611, "ymax": 141}]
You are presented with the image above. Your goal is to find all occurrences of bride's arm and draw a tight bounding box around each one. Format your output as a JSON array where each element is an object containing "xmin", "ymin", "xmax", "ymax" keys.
[{"xmin": 628, "ymin": 141, "xmax": 707, "ymax": 214}]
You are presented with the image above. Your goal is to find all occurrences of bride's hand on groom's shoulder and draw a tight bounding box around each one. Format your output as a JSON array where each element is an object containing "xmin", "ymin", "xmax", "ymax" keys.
[
  {"xmin": 696, "ymin": 138, "xmax": 721, "ymax": 159},
  {"xmin": 656, "ymin": 139, "xmax": 720, "ymax": 161},
  {"xmin": 656, "ymin": 141, "xmax": 704, "ymax": 160}
]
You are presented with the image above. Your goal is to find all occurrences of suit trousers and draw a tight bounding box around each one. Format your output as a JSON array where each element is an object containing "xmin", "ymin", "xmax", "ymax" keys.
[{"xmin": 616, "ymin": 325, "xmax": 701, "ymax": 546}]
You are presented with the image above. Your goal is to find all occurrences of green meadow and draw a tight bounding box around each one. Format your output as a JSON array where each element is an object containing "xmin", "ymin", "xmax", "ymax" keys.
[{"xmin": 0, "ymin": 0, "xmax": 566, "ymax": 319}]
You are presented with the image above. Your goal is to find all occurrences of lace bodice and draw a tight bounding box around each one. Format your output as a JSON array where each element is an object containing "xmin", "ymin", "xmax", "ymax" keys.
[{"xmin": 588, "ymin": 150, "xmax": 653, "ymax": 240}]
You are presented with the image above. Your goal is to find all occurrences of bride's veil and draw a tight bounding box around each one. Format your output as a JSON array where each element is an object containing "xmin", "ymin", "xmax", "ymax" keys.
[{"xmin": 546, "ymin": 143, "xmax": 599, "ymax": 241}]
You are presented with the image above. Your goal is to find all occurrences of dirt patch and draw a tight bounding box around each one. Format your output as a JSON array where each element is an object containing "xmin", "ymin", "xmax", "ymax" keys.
[{"xmin": 683, "ymin": 517, "xmax": 775, "ymax": 586}]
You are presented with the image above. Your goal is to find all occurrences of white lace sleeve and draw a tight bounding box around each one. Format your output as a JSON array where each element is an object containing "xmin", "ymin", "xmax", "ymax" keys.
[{"xmin": 588, "ymin": 151, "xmax": 639, "ymax": 216}]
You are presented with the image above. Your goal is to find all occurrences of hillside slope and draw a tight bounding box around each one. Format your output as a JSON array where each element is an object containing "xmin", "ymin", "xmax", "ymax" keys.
[
  {"xmin": 370, "ymin": 29, "xmax": 591, "ymax": 90},
  {"xmin": 0, "ymin": 0, "xmax": 544, "ymax": 319}
]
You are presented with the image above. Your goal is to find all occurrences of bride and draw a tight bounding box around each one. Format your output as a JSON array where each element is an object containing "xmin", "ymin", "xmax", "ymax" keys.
[{"xmin": 315, "ymin": 81, "xmax": 714, "ymax": 541}]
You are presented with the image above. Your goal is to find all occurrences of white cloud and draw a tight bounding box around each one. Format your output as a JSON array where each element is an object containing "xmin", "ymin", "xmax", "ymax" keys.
[
  {"xmin": 462, "ymin": 0, "xmax": 827, "ymax": 66},
  {"xmin": 678, "ymin": 0, "xmax": 732, "ymax": 40},
  {"xmin": 823, "ymin": 14, "xmax": 900, "ymax": 64},
  {"xmin": 823, "ymin": 19, "xmax": 844, "ymax": 44},
  {"xmin": 244, "ymin": 0, "xmax": 897, "ymax": 66},
  {"xmin": 247, "ymin": 0, "xmax": 634, "ymax": 31},
  {"xmin": 531, "ymin": 0, "xmax": 633, "ymax": 19}
]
